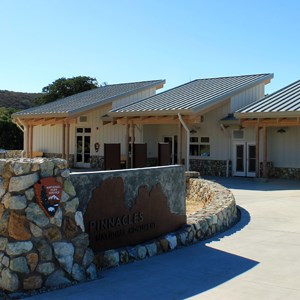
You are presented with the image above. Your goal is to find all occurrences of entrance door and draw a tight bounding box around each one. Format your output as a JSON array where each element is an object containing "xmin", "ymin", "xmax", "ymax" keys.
[
  {"xmin": 233, "ymin": 142, "xmax": 256, "ymax": 177},
  {"xmin": 75, "ymin": 127, "xmax": 91, "ymax": 168},
  {"xmin": 163, "ymin": 136, "xmax": 178, "ymax": 164}
]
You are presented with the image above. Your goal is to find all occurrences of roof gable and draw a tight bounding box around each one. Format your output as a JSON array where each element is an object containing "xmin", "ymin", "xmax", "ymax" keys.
[
  {"xmin": 235, "ymin": 79, "xmax": 300, "ymax": 118},
  {"xmin": 13, "ymin": 80, "xmax": 165, "ymax": 118},
  {"xmin": 111, "ymin": 74, "xmax": 273, "ymax": 115}
]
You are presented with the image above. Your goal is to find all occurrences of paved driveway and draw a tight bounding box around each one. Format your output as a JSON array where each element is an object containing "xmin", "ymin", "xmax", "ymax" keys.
[{"xmin": 28, "ymin": 177, "xmax": 300, "ymax": 300}]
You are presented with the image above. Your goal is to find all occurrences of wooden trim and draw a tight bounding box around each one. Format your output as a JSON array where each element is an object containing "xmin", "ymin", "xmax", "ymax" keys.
[{"xmin": 241, "ymin": 117, "xmax": 300, "ymax": 127}]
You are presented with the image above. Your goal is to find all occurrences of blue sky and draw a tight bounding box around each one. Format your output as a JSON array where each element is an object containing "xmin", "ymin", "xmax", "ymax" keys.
[{"xmin": 0, "ymin": 0, "xmax": 299, "ymax": 94}]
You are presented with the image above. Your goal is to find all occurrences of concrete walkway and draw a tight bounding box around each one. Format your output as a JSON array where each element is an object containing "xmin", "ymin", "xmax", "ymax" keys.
[{"xmin": 27, "ymin": 177, "xmax": 300, "ymax": 300}]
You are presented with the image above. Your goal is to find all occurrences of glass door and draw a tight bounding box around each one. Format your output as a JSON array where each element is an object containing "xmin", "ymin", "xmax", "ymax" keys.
[
  {"xmin": 233, "ymin": 142, "xmax": 256, "ymax": 177},
  {"xmin": 75, "ymin": 128, "xmax": 91, "ymax": 168},
  {"xmin": 247, "ymin": 143, "xmax": 256, "ymax": 177},
  {"xmin": 233, "ymin": 142, "xmax": 246, "ymax": 176}
]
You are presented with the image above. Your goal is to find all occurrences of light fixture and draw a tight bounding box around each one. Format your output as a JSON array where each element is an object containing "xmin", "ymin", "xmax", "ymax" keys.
[{"xmin": 277, "ymin": 128, "xmax": 286, "ymax": 134}]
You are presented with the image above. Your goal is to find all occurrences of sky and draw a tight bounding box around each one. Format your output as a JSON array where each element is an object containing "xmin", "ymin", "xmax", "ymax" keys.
[{"xmin": 0, "ymin": 0, "xmax": 299, "ymax": 95}]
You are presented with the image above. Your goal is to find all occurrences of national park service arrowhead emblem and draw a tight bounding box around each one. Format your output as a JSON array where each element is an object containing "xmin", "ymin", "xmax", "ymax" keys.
[{"xmin": 34, "ymin": 177, "xmax": 62, "ymax": 218}]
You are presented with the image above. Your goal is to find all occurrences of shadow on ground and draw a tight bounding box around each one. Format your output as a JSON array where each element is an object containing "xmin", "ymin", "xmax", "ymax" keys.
[
  {"xmin": 26, "ymin": 207, "xmax": 254, "ymax": 300},
  {"xmin": 204, "ymin": 175, "xmax": 300, "ymax": 191}
]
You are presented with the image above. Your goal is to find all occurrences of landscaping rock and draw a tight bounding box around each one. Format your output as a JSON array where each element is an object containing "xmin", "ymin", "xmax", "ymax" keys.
[
  {"xmin": 103, "ymin": 250, "xmax": 119, "ymax": 268},
  {"xmin": 145, "ymin": 242, "xmax": 157, "ymax": 257},
  {"xmin": 26, "ymin": 253, "xmax": 38, "ymax": 272},
  {"xmin": 40, "ymin": 160, "xmax": 54, "ymax": 178},
  {"xmin": 63, "ymin": 180, "xmax": 76, "ymax": 197},
  {"xmin": 71, "ymin": 263, "xmax": 86, "ymax": 282},
  {"xmin": 86, "ymin": 263, "xmax": 97, "ymax": 280},
  {"xmin": 10, "ymin": 256, "xmax": 29, "ymax": 274},
  {"xmin": 82, "ymin": 248, "xmax": 94, "ymax": 268},
  {"xmin": 6, "ymin": 241, "xmax": 33, "ymax": 256},
  {"xmin": 43, "ymin": 226, "xmax": 62, "ymax": 242},
  {"xmin": 50, "ymin": 208, "xmax": 62, "ymax": 227},
  {"xmin": 53, "ymin": 242, "xmax": 74, "ymax": 274},
  {"xmin": 45, "ymin": 269, "xmax": 71, "ymax": 288},
  {"xmin": 29, "ymin": 222, "xmax": 43, "ymax": 238},
  {"xmin": 137, "ymin": 246, "xmax": 147, "ymax": 259},
  {"xmin": 9, "ymin": 173, "xmax": 39, "ymax": 192},
  {"xmin": 75, "ymin": 211, "xmax": 85, "ymax": 232},
  {"xmin": 36, "ymin": 240, "xmax": 53, "ymax": 261},
  {"xmin": 37, "ymin": 262, "xmax": 55, "ymax": 275},
  {"xmin": 23, "ymin": 275, "xmax": 42, "ymax": 290},
  {"xmin": 0, "ymin": 268, "xmax": 19, "ymax": 292},
  {"xmin": 26, "ymin": 203, "xmax": 49, "ymax": 227},
  {"xmin": 0, "ymin": 237, "xmax": 8, "ymax": 251},
  {"xmin": 3, "ymin": 194, "xmax": 27, "ymax": 210},
  {"xmin": 25, "ymin": 188, "xmax": 35, "ymax": 201},
  {"xmin": 64, "ymin": 197, "xmax": 79, "ymax": 213},
  {"xmin": 8, "ymin": 212, "xmax": 31, "ymax": 240}
]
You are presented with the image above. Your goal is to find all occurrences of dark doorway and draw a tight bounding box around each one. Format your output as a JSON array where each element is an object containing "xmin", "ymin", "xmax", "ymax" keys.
[
  {"xmin": 158, "ymin": 143, "xmax": 171, "ymax": 166},
  {"xmin": 104, "ymin": 143, "xmax": 121, "ymax": 170},
  {"xmin": 133, "ymin": 143, "xmax": 147, "ymax": 168}
]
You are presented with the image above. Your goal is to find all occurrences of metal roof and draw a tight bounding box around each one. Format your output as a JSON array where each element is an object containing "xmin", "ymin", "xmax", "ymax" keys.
[
  {"xmin": 235, "ymin": 79, "xmax": 300, "ymax": 118},
  {"xmin": 110, "ymin": 74, "xmax": 273, "ymax": 116},
  {"xmin": 13, "ymin": 80, "xmax": 165, "ymax": 118}
]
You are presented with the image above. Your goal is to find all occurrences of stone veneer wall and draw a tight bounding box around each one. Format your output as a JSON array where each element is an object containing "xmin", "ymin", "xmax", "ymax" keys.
[
  {"xmin": 0, "ymin": 158, "xmax": 96, "ymax": 292},
  {"xmin": 190, "ymin": 159, "xmax": 231, "ymax": 177},
  {"xmin": 92, "ymin": 174, "xmax": 239, "ymax": 270}
]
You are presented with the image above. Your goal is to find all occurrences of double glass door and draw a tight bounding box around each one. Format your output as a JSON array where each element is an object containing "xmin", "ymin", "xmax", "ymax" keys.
[{"xmin": 233, "ymin": 142, "xmax": 256, "ymax": 177}]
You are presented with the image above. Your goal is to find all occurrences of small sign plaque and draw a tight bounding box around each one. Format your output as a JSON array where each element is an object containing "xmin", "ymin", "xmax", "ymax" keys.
[{"xmin": 34, "ymin": 178, "xmax": 62, "ymax": 218}]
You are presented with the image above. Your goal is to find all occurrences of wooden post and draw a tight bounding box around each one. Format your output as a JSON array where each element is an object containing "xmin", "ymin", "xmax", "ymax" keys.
[
  {"xmin": 29, "ymin": 124, "xmax": 33, "ymax": 158},
  {"xmin": 125, "ymin": 119, "xmax": 129, "ymax": 168},
  {"xmin": 178, "ymin": 121, "xmax": 182, "ymax": 164},
  {"xmin": 26, "ymin": 124, "xmax": 30, "ymax": 158},
  {"xmin": 130, "ymin": 122, "xmax": 134, "ymax": 168},
  {"xmin": 255, "ymin": 126, "xmax": 260, "ymax": 177},
  {"xmin": 263, "ymin": 126, "xmax": 268, "ymax": 178},
  {"xmin": 62, "ymin": 124, "xmax": 66, "ymax": 159},
  {"xmin": 66, "ymin": 123, "xmax": 70, "ymax": 167}
]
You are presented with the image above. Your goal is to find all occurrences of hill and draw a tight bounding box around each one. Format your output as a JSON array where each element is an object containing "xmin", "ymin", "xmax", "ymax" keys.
[{"xmin": 0, "ymin": 90, "xmax": 42, "ymax": 109}]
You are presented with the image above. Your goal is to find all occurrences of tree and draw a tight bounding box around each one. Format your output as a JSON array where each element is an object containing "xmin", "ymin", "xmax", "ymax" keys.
[
  {"xmin": 0, "ymin": 107, "xmax": 23, "ymax": 149},
  {"xmin": 33, "ymin": 76, "xmax": 99, "ymax": 106}
]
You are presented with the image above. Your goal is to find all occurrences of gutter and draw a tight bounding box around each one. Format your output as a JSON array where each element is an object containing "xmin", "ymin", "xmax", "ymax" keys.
[{"xmin": 178, "ymin": 113, "xmax": 190, "ymax": 171}]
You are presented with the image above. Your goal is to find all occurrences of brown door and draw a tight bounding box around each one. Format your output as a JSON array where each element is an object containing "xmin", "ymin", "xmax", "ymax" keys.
[
  {"xmin": 104, "ymin": 143, "xmax": 121, "ymax": 170},
  {"xmin": 158, "ymin": 143, "xmax": 171, "ymax": 166},
  {"xmin": 133, "ymin": 143, "xmax": 147, "ymax": 168}
]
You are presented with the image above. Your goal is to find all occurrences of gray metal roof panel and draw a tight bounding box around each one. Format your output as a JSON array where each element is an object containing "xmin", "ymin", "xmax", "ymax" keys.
[
  {"xmin": 111, "ymin": 74, "xmax": 273, "ymax": 114},
  {"xmin": 236, "ymin": 79, "xmax": 300, "ymax": 117},
  {"xmin": 13, "ymin": 80, "xmax": 165, "ymax": 118}
]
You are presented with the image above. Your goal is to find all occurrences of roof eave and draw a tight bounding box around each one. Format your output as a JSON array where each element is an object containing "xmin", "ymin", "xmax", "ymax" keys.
[{"xmin": 235, "ymin": 111, "xmax": 300, "ymax": 119}]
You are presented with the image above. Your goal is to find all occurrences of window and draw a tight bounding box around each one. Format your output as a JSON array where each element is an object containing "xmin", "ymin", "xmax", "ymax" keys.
[{"xmin": 190, "ymin": 136, "xmax": 210, "ymax": 157}]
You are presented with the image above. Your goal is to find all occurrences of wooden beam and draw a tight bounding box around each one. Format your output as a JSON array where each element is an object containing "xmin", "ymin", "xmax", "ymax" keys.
[{"xmin": 241, "ymin": 118, "xmax": 300, "ymax": 128}]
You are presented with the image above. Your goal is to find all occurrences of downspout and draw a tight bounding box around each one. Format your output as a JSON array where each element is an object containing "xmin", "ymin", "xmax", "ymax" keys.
[
  {"xmin": 178, "ymin": 113, "xmax": 190, "ymax": 171},
  {"xmin": 220, "ymin": 123, "xmax": 231, "ymax": 177}
]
